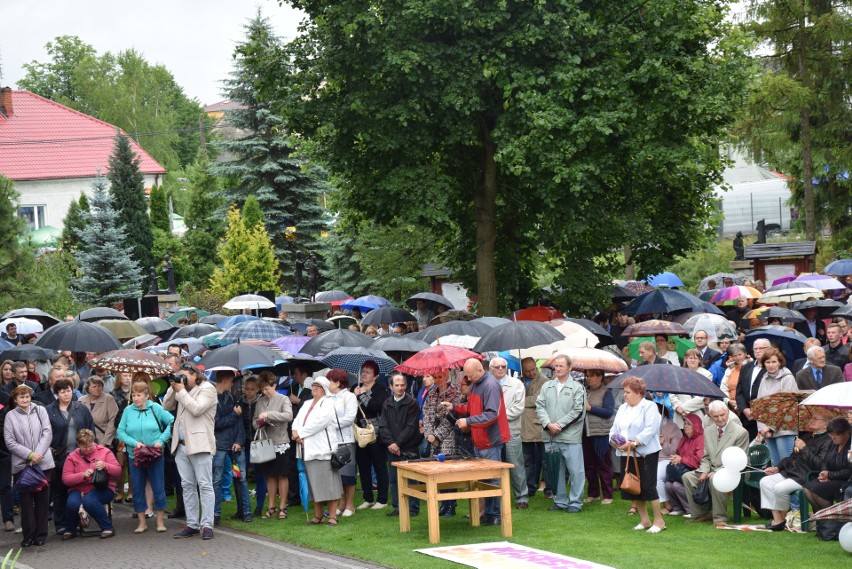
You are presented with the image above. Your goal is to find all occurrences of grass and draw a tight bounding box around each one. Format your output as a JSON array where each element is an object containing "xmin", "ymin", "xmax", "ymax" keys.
[{"xmin": 211, "ymin": 483, "xmax": 852, "ymax": 569}]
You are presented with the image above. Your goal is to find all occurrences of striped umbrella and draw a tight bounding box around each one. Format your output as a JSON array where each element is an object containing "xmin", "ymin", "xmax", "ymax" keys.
[{"xmin": 709, "ymin": 286, "xmax": 762, "ymax": 303}]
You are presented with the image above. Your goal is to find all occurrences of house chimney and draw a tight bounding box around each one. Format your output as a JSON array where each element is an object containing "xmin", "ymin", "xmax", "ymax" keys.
[{"xmin": 0, "ymin": 87, "xmax": 12, "ymax": 117}]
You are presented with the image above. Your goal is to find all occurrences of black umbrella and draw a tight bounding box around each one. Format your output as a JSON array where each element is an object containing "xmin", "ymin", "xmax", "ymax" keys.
[
  {"xmin": 621, "ymin": 289, "xmax": 705, "ymax": 316},
  {"xmin": 372, "ymin": 334, "xmax": 430, "ymax": 353},
  {"xmin": 406, "ymin": 292, "xmax": 454, "ymax": 312},
  {"xmin": 360, "ymin": 306, "xmax": 416, "ymax": 326},
  {"xmin": 0, "ymin": 308, "xmax": 61, "ymax": 329},
  {"xmin": 76, "ymin": 307, "xmax": 128, "ymax": 322},
  {"xmin": 556, "ymin": 318, "xmax": 615, "ymax": 347},
  {"xmin": 792, "ymin": 299, "xmax": 845, "ymax": 320},
  {"xmin": 831, "ymin": 304, "xmax": 852, "ymax": 320},
  {"xmin": 198, "ymin": 344, "xmax": 278, "ymax": 371},
  {"xmin": 756, "ymin": 306, "xmax": 806, "ymax": 324},
  {"xmin": 169, "ymin": 323, "xmax": 222, "ymax": 340},
  {"xmin": 273, "ymin": 354, "xmax": 328, "ymax": 376},
  {"xmin": 477, "ymin": 317, "xmax": 512, "ymax": 328},
  {"xmin": 0, "ymin": 344, "xmax": 57, "ymax": 361},
  {"xmin": 411, "ymin": 320, "xmax": 494, "ymax": 344},
  {"xmin": 304, "ymin": 319, "xmax": 335, "ymax": 332},
  {"xmin": 35, "ymin": 320, "xmax": 122, "ymax": 352},
  {"xmin": 607, "ymin": 362, "xmax": 725, "ymax": 398},
  {"xmin": 472, "ymin": 321, "xmax": 565, "ymax": 352},
  {"xmin": 135, "ymin": 317, "xmax": 174, "ymax": 334},
  {"xmin": 300, "ymin": 329, "xmax": 374, "ymax": 357},
  {"xmin": 610, "ymin": 284, "xmax": 638, "ymax": 302},
  {"xmin": 315, "ymin": 290, "xmax": 351, "ymax": 302},
  {"xmin": 200, "ymin": 314, "xmax": 228, "ymax": 325}
]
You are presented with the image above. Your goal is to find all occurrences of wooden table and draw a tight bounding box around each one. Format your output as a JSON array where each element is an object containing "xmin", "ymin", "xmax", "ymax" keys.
[{"xmin": 391, "ymin": 458, "xmax": 513, "ymax": 544}]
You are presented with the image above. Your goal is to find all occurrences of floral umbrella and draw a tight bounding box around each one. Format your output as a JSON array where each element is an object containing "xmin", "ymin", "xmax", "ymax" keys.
[
  {"xmin": 88, "ymin": 349, "xmax": 172, "ymax": 376},
  {"xmin": 750, "ymin": 391, "xmax": 815, "ymax": 432},
  {"xmin": 621, "ymin": 319, "xmax": 688, "ymax": 338}
]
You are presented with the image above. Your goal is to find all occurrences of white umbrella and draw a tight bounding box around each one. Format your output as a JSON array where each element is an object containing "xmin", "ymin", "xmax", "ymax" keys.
[
  {"xmin": 223, "ymin": 294, "xmax": 276, "ymax": 310},
  {"xmin": 756, "ymin": 287, "xmax": 824, "ymax": 305},
  {"xmin": 800, "ymin": 382, "xmax": 852, "ymax": 409},
  {"xmin": 518, "ymin": 340, "xmax": 592, "ymax": 361},
  {"xmin": 548, "ymin": 320, "xmax": 599, "ymax": 348},
  {"xmin": 430, "ymin": 334, "xmax": 479, "ymax": 349},
  {"xmin": 549, "ymin": 346, "xmax": 629, "ymax": 373},
  {"xmin": 0, "ymin": 317, "xmax": 43, "ymax": 335},
  {"xmin": 681, "ymin": 314, "xmax": 737, "ymax": 342}
]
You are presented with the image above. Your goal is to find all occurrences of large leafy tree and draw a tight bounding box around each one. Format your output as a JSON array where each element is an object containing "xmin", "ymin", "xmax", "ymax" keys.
[
  {"xmin": 18, "ymin": 36, "xmax": 95, "ymax": 105},
  {"xmin": 108, "ymin": 132, "xmax": 154, "ymax": 277},
  {"xmin": 212, "ymin": 13, "xmax": 327, "ymax": 286},
  {"xmin": 182, "ymin": 150, "xmax": 225, "ymax": 287},
  {"xmin": 71, "ymin": 178, "xmax": 142, "ymax": 305},
  {"xmin": 271, "ymin": 0, "xmax": 751, "ymax": 314}
]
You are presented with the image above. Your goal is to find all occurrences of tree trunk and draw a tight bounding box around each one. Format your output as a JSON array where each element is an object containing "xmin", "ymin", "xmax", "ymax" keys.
[
  {"xmin": 798, "ymin": 6, "xmax": 816, "ymax": 243},
  {"xmin": 475, "ymin": 116, "xmax": 498, "ymax": 316},
  {"xmin": 623, "ymin": 244, "xmax": 635, "ymax": 280}
]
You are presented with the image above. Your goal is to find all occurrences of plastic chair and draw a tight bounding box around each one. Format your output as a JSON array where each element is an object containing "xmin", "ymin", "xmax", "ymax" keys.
[{"xmin": 732, "ymin": 444, "xmax": 771, "ymax": 522}]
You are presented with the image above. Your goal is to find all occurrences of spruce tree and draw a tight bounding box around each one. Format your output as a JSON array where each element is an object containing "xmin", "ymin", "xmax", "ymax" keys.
[
  {"xmin": 0, "ymin": 175, "xmax": 26, "ymax": 301},
  {"xmin": 182, "ymin": 150, "xmax": 224, "ymax": 287},
  {"xmin": 107, "ymin": 131, "xmax": 154, "ymax": 274},
  {"xmin": 72, "ymin": 177, "xmax": 142, "ymax": 305},
  {"xmin": 59, "ymin": 193, "xmax": 90, "ymax": 252},
  {"xmin": 149, "ymin": 184, "xmax": 170, "ymax": 233},
  {"xmin": 213, "ymin": 12, "xmax": 326, "ymax": 286},
  {"xmin": 319, "ymin": 224, "xmax": 377, "ymax": 298}
]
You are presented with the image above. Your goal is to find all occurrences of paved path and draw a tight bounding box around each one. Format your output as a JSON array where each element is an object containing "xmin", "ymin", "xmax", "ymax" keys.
[{"xmin": 0, "ymin": 503, "xmax": 389, "ymax": 569}]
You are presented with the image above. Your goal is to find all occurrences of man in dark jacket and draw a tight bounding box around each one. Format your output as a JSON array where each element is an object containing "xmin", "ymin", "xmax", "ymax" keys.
[
  {"xmin": 3, "ymin": 362, "xmax": 39, "ymax": 397},
  {"xmin": 379, "ymin": 372, "xmax": 422, "ymax": 517},
  {"xmin": 212, "ymin": 372, "xmax": 251, "ymax": 524}
]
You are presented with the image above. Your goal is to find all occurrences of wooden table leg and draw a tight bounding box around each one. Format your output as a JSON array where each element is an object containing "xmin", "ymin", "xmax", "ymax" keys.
[
  {"xmin": 399, "ymin": 469, "xmax": 410, "ymax": 533},
  {"xmin": 426, "ymin": 475, "xmax": 440, "ymax": 544},
  {"xmin": 469, "ymin": 480, "xmax": 481, "ymax": 526},
  {"xmin": 500, "ymin": 468, "xmax": 513, "ymax": 538}
]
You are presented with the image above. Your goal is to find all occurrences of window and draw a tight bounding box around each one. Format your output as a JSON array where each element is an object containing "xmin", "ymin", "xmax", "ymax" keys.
[{"xmin": 17, "ymin": 205, "xmax": 46, "ymax": 232}]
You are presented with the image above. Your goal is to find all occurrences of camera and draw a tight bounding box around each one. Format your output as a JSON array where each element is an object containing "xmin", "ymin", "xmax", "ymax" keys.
[{"xmin": 166, "ymin": 373, "xmax": 186, "ymax": 386}]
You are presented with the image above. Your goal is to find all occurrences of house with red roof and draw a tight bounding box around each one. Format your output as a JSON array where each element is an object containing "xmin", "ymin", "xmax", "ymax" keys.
[{"xmin": 0, "ymin": 87, "xmax": 166, "ymax": 232}]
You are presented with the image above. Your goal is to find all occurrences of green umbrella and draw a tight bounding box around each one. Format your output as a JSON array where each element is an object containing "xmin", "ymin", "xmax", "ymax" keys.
[
  {"xmin": 166, "ymin": 307, "xmax": 211, "ymax": 325},
  {"xmin": 628, "ymin": 336, "xmax": 695, "ymax": 361},
  {"xmin": 21, "ymin": 225, "xmax": 61, "ymax": 246}
]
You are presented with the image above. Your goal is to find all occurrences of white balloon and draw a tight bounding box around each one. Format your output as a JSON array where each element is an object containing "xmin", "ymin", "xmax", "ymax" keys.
[
  {"xmin": 712, "ymin": 467, "xmax": 740, "ymax": 493},
  {"xmin": 721, "ymin": 446, "xmax": 748, "ymax": 472},
  {"xmin": 839, "ymin": 523, "xmax": 852, "ymax": 553}
]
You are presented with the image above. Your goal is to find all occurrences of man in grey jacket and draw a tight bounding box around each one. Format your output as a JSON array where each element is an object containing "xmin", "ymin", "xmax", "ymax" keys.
[
  {"xmin": 492, "ymin": 357, "xmax": 528, "ymax": 509},
  {"xmin": 536, "ymin": 355, "xmax": 586, "ymax": 513}
]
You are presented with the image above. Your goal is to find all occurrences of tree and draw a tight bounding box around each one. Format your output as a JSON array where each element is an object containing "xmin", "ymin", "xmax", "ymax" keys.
[
  {"xmin": 71, "ymin": 177, "xmax": 142, "ymax": 305},
  {"xmin": 0, "ymin": 175, "xmax": 26, "ymax": 302},
  {"xmin": 108, "ymin": 131, "xmax": 154, "ymax": 277},
  {"xmin": 241, "ymin": 195, "xmax": 263, "ymax": 229},
  {"xmin": 59, "ymin": 193, "xmax": 90, "ymax": 252},
  {"xmin": 270, "ymin": 0, "xmax": 751, "ymax": 314},
  {"xmin": 213, "ymin": 13, "xmax": 327, "ymax": 286},
  {"xmin": 319, "ymin": 223, "xmax": 377, "ymax": 298},
  {"xmin": 149, "ymin": 184, "xmax": 170, "ymax": 233},
  {"xmin": 353, "ymin": 220, "xmax": 432, "ymax": 302},
  {"xmin": 182, "ymin": 150, "xmax": 224, "ymax": 287},
  {"xmin": 209, "ymin": 205, "xmax": 281, "ymax": 299},
  {"xmin": 19, "ymin": 35, "xmax": 96, "ymax": 104}
]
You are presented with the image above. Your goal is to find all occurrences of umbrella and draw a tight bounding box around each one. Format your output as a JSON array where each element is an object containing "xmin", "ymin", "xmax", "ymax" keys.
[
  {"xmin": 793, "ymin": 274, "xmax": 846, "ymax": 291},
  {"xmin": 771, "ymin": 274, "xmax": 798, "ymax": 286},
  {"xmin": 95, "ymin": 319, "xmax": 148, "ymax": 340},
  {"xmin": 165, "ymin": 307, "xmax": 211, "ymax": 326},
  {"xmin": 628, "ymin": 336, "xmax": 695, "ymax": 361},
  {"xmin": 680, "ymin": 314, "xmax": 738, "ymax": 342},
  {"xmin": 315, "ymin": 290, "xmax": 351, "ymax": 303},
  {"xmin": 77, "ymin": 307, "xmax": 127, "ymax": 322},
  {"xmin": 200, "ymin": 331, "xmax": 228, "ymax": 348},
  {"xmin": 300, "ymin": 329, "xmax": 374, "ymax": 357},
  {"xmin": 622, "ymin": 281, "xmax": 655, "ymax": 296},
  {"xmin": 698, "ymin": 289, "xmax": 720, "ymax": 302},
  {"xmin": 321, "ymin": 347, "xmax": 397, "ymax": 376},
  {"xmin": 473, "ymin": 321, "xmax": 566, "ymax": 353},
  {"xmin": 430, "ymin": 334, "xmax": 480, "ymax": 349},
  {"xmin": 145, "ymin": 337, "xmax": 207, "ymax": 357},
  {"xmin": 512, "ymin": 306, "xmax": 565, "ymax": 322},
  {"xmin": 621, "ymin": 289, "xmax": 705, "ymax": 316},
  {"xmin": 372, "ymin": 335, "xmax": 430, "ymax": 354},
  {"xmin": 396, "ymin": 345, "xmax": 484, "ymax": 376},
  {"xmin": 0, "ymin": 338, "xmax": 14, "ymax": 351},
  {"xmin": 698, "ymin": 273, "xmax": 741, "ymax": 292},
  {"xmin": 219, "ymin": 320, "xmax": 292, "ymax": 343},
  {"xmin": 552, "ymin": 346, "xmax": 629, "ymax": 373},
  {"xmin": 793, "ymin": 299, "xmax": 845, "ymax": 319},
  {"xmin": 88, "ymin": 349, "xmax": 172, "ymax": 376},
  {"xmin": 121, "ymin": 334, "xmax": 161, "ymax": 349},
  {"xmin": 326, "ymin": 315, "xmax": 358, "ymax": 329},
  {"xmin": 824, "ymin": 259, "xmax": 852, "ymax": 277},
  {"xmin": 0, "ymin": 308, "xmax": 60, "ymax": 328},
  {"xmin": 831, "ymin": 305, "xmax": 852, "ymax": 320},
  {"xmin": 340, "ymin": 295, "xmax": 391, "ymax": 312},
  {"xmin": 687, "ymin": 302, "xmax": 726, "ymax": 316},
  {"xmin": 0, "ymin": 344, "xmax": 56, "ymax": 362},
  {"xmin": 709, "ymin": 286, "xmax": 762, "ymax": 304},
  {"xmin": 514, "ymin": 340, "xmax": 594, "ymax": 361},
  {"xmin": 607, "ymin": 365, "xmax": 725, "ymax": 398},
  {"xmin": 217, "ymin": 314, "xmax": 261, "ymax": 330},
  {"xmin": 546, "ymin": 320, "xmax": 599, "ymax": 348},
  {"xmin": 200, "ymin": 314, "xmax": 228, "ymax": 325},
  {"xmin": 223, "ymin": 294, "xmax": 276, "ymax": 310},
  {"xmin": 303, "ymin": 319, "xmax": 335, "ymax": 332},
  {"xmin": 411, "ymin": 320, "xmax": 493, "ymax": 344},
  {"xmin": 556, "ymin": 318, "xmax": 615, "ymax": 347},
  {"xmin": 647, "ymin": 271, "xmax": 685, "ymax": 288},
  {"xmin": 271, "ymin": 335, "xmax": 312, "ymax": 354},
  {"xmin": 610, "ymin": 284, "xmax": 638, "ymax": 302},
  {"xmin": 429, "ymin": 310, "xmax": 477, "ymax": 325},
  {"xmin": 757, "ymin": 283, "xmax": 823, "ymax": 304},
  {"xmin": 135, "ymin": 317, "xmax": 175, "ymax": 335},
  {"xmin": 808, "ymin": 498, "xmax": 852, "ymax": 522},
  {"xmin": 744, "ymin": 306, "xmax": 806, "ymax": 324},
  {"xmin": 801, "ymin": 382, "xmax": 852, "ymax": 409},
  {"xmin": 13, "ymin": 465, "xmax": 49, "ymax": 494},
  {"xmin": 35, "ymin": 320, "xmax": 122, "ymax": 352},
  {"xmin": 0, "ymin": 318, "xmax": 43, "ymax": 335},
  {"xmin": 170, "ymin": 323, "xmax": 222, "ymax": 340},
  {"xmin": 274, "ymin": 354, "xmax": 327, "ymax": 376},
  {"xmin": 198, "ymin": 344, "xmax": 279, "ymax": 371},
  {"xmin": 406, "ymin": 292, "xmax": 454, "ymax": 313},
  {"xmin": 296, "ymin": 452, "xmax": 310, "ymax": 521},
  {"xmin": 360, "ymin": 306, "xmax": 416, "ymax": 327},
  {"xmin": 477, "ymin": 316, "xmax": 512, "ymax": 328},
  {"xmin": 276, "ymin": 295, "xmax": 295, "ymax": 307},
  {"xmin": 622, "ymin": 320, "xmax": 688, "ymax": 338},
  {"xmin": 750, "ymin": 391, "xmax": 814, "ymax": 432},
  {"xmin": 743, "ymin": 325, "xmax": 807, "ymax": 362}
]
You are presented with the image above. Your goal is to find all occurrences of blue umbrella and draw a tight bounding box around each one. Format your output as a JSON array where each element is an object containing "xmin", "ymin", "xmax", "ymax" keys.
[
  {"xmin": 647, "ymin": 271, "xmax": 685, "ymax": 288},
  {"xmin": 296, "ymin": 454, "xmax": 310, "ymax": 521},
  {"xmin": 824, "ymin": 259, "xmax": 852, "ymax": 276},
  {"xmin": 218, "ymin": 314, "xmax": 261, "ymax": 330},
  {"xmin": 341, "ymin": 295, "xmax": 391, "ymax": 313},
  {"xmin": 621, "ymin": 289, "xmax": 705, "ymax": 316},
  {"xmin": 743, "ymin": 325, "xmax": 807, "ymax": 363}
]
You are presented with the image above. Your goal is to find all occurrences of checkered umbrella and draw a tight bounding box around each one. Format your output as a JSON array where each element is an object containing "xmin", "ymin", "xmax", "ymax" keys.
[
  {"xmin": 89, "ymin": 349, "xmax": 172, "ymax": 376},
  {"xmin": 219, "ymin": 320, "xmax": 293, "ymax": 343},
  {"xmin": 808, "ymin": 498, "xmax": 852, "ymax": 522},
  {"xmin": 396, "ymin": 345, "xmax": 484, "ymax": 376},
  {"xmin": 321, "ymin": 347, "xmax": 397, "ymax": 376}
]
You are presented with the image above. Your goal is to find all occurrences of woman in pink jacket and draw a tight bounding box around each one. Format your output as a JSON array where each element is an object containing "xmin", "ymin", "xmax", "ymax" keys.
[{"xmin": 61, "ymin": 428, "xmax": 122, "ymax": 539}]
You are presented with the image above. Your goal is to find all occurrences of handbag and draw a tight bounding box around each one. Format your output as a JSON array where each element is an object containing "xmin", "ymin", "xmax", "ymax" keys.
[
  {"xmin": 692, "ymin": 478, "xmax": 711, "ymax": 505},
  {"xmin": 620, "ymin": 448, "xmax": 641, "ymax": 495},
  {"xmin": 665, "ymin": 462, "xmax": 690, "ymax": 484},
  {"xmin": 249, "ymin": 427, "xmax": 276, "ymax": 464},
  {"xmin": 328, "ymin": 402, "xmax": 352, "ymax": 470},
  {"xmin": 91, "ymin": 467, "xmax": 110, "ymax": 491},
  {"xmin": 353, "ymin": 405, "xmax": 377, "ymax": 448}
]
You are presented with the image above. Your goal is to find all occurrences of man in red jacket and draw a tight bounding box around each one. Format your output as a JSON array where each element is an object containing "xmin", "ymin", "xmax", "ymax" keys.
[{"xmin": 441, "ymin": 358, "xmax": 510, "ymax": 524}]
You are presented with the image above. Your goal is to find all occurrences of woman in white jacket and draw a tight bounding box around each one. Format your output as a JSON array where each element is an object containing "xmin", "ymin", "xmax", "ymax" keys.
[
  {"xmin": 292, "ymin": 376, "xmax": 342, "ymax": 526},
  {"xmin": 327, "ymin": 369, "xmax": 358, "ymax": 517}
]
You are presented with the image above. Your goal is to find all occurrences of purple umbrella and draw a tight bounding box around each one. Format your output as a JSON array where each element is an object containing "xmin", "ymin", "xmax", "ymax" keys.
[{"xmin": 272, "ymin": 335, "xmax": 311, "ymax": 353}]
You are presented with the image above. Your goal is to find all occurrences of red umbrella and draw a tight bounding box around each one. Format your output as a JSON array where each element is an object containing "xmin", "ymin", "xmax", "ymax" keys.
[
  {"xmin": 622, "ymin": 319, "xmax": 688, "ymax": 337},
  {"xmin": 512, "ymin": 306, "xmax": 565, "ymax": 322},
  {"xmin": 395, "ymin": 345, "xmax": 483, "ymax": 376}
]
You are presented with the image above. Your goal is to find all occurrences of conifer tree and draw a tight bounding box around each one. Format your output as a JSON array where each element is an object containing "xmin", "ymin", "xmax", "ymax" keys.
[
  {"xmin": 107, "ymin": 131, "xmax": 154, "ymax": 273},
  {"xmin": 0, "ymin": 175, "xmax": 26, "ymax": 300},
  {"xmin": 241, "ymin": 196, "xmax": 263, "ymax": 229},
  {"xmin": 149, "ymin": 184, "xmax": 170, "ymax": 233},
  {"xmin": 182, "ymin": 150, "xmax": 224, "ymax": 287},
  {"xmin": 59, "ymin": 193, "xmax": 90, "ymax": 252}
]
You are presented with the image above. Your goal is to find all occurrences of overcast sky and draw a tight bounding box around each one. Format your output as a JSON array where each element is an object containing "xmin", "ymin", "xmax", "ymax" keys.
[{"xmin": 0, "ymin": 0, "xmax": 303, "ymax": 106}]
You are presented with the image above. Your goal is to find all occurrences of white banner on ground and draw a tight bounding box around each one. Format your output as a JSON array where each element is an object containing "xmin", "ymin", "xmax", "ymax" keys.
[{"xmin": 415, "ymin": 541, "xmax": 615, "ymax": 569}]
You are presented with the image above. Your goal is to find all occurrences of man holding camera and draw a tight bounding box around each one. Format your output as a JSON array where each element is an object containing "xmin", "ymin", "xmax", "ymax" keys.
[{"xmin": 163, "ymin": 365, "xmax": 218, "ymax": 540}]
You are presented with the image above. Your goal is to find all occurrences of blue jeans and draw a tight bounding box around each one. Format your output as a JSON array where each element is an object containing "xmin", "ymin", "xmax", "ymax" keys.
[
  {"xmin": 129, "ymin": 455, "xmax": 167, "ymax": 512},
  {"xmin": 474, "ymin": 445, "xmax": 503, "ymax": 519},
  {"xmin": 66, "ymin": 488, "xmax": 115, "ymax": 532},
  {"xmin": 245, "ymin": 445, "xmax": 267, "ymax": 512},
  {"xmin": 387, "ymin": 453, "xmax": 420, "ymax": 515},
  {"xmin": 213, "ymin": 449, "xmax": 251, "ymax": 517},
  {"xmin": 546, "ymin": 441, "xmax": 585, "ymax": 511},
  {"xmin": 766, "ymin": 435, "xmax": 796, "ymax": 467}
]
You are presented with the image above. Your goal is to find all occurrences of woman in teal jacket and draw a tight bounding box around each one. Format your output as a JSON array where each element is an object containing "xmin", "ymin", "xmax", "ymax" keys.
[{"xmin": 117, "ymin": 380, "xmax": 173, "ymax": 534}]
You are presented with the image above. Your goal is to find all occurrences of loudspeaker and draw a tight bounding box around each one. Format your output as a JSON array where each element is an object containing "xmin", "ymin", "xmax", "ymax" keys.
[{"xmin": 123, "ymin": 296, "xmax": 160, "ymax": 320}]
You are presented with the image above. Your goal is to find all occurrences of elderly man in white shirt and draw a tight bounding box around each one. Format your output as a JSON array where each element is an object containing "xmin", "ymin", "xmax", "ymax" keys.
[{"xmin": 491, "ymin": 357, "xmax": 529, "ymax": 509}]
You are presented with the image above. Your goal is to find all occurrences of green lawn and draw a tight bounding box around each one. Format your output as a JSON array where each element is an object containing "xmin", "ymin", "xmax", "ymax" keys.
[{"xmin": 214, "ymin": 485, "xmax": 851, "ymax": 569}]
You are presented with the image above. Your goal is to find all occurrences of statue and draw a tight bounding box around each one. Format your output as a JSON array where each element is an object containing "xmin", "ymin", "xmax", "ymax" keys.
[
  {"xmin": 733, "ymin": 231, "xmax": 745, "ymax": 261},
  {"xmin": 309, "ymin": 252, "xmax": 319, "ymax": 302},
  {"xmin": 162, "ymin": 254, "xmax": 177, "ymax": 294},
  {"xmin": 294, "ymin": 251, "xmax": 305, "ymax": 299},
  {"xmin": 147, "ymin": 266, "xmax": 159, "ymax": 295}
]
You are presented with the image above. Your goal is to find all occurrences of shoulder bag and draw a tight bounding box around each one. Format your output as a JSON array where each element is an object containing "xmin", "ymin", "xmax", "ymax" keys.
[
  {"xmin": 328, "ymin": 400, "xmax": 351, "ymax": 470},
  {"xmin": 353, "ymin": 404, "xmax": 377, "ymax": 448},
  {"xmin": 620, "ymin": 447, "xmax": 642, "ymax": 495},
  {"xmin": 249, "ymin": 427, "xmax": 276, "ymax": 464}
]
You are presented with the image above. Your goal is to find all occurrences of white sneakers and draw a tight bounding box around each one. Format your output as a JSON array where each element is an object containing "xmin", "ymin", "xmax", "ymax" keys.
[
  {"xmin": 341, "ymin": 509, "xmax": 354, "ymax": 517},
  {"xmin": 356, "ymin": 502, "xmax": 375, "ymax": 510},
  {"xmin": 370, "ymin": 502, "xmax": 387, "ymax": 510}
]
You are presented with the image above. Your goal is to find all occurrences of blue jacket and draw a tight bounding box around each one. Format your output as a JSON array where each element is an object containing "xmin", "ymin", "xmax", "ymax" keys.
[
  {"xmin": 214, "ymin": 391, "xmax": 245, "ymax": 451},
  {"xmin": 117, "ymin": 401, "xmax": 174, "ymax": 460}
]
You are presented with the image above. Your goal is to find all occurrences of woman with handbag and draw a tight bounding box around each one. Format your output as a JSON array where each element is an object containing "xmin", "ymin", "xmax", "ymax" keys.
[
  {"xmin": 327, "ymin": 369, "xmax": 358, "ymax": 517},
  {"xmin": 664, "ymin": 413, "xmax": 704, "ymax": 516},
  {"xmin": 4, "ymin": 384, "xmax": 54, "ymax": 547},
  {"xmin": 253, "ymin": 373, "xmax": 293, "ymax": 520},
  {"xmin": 352, "ymin": 361, "xmax": 389, "ymax": 510},
  {"xmin": 292, "ymin": 377, "xmax": 342, "ymax": 526},
  {"xmin": 60, "ymin": 428, "xmax": 122, "ymax": 539},
  {"xmin": 609, "ymin": 377, "xmax": 665, "ymax": 533},
  {"xmin": 116, "ymin": 381, "xmax": 173, "ymax": 534}
]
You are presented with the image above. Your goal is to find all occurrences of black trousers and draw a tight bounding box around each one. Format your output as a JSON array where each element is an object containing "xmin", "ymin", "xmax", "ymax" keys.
[
  {"xmin": 0, "ymin": 455, "xmax": 13, "ymax": 523},
  {"xmin": 19, "ymin": 468, "xmax": 52, "ymax": 543},
  {"xmin": 355, "ymin": 442, "xmax": 388, "ymax": 504},
  {"xmin": 50, "ymin": 453, "xmax": 68, "ymax": 533}
]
